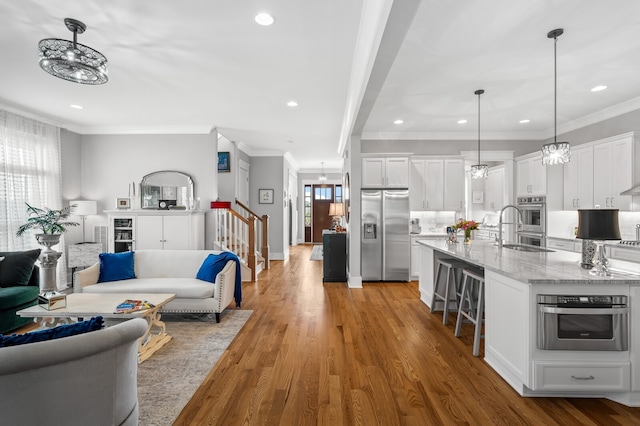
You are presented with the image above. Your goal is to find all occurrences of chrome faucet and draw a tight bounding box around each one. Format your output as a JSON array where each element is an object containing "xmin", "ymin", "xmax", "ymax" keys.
[
  {"xmin": 636, "ymin": 224, "xmax": 640, "ymax": 241},
  {"xmin": 498, "ymin": 204, "xmax": 524, "ymax": 249}
]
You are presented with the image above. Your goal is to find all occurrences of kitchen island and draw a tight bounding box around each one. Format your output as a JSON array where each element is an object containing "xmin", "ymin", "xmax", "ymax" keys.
[{"xmin": 417, "ymin": 239, "xmax": 640, "ymax": 407}]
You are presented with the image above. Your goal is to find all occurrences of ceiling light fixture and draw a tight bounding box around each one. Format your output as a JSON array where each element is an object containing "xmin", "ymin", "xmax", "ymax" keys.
[
  {"xmin": 38, "ymin": 18, "xmax": 108, "ymax": 85},
  {"xmin": 470, "ymin": 89, "xmax": 488, "ymax": 179},
  {"xmin": 255, "ymin": 13, "xmax": 274, "ymax": 26},
  {"xmin": 519, "ymin": 119, "xmax": 530, "ymax": 124},
  {"xmin": 457, "ymin": 119, "xmax": 467, "ymax": 124},
  {"xmin": 319, "ymin": 162, "xmax": 327, "ymax": 183},
  {"xmin": 541, "ymin": 28, "xmax": 570, "ymax": 166},
  {"xmin": 70, "ymin": 104, "xmax": 84, "ymax": 109},
  {"xmin": 591, "ymin": 85, "xmax": 607, "ymax": 92},
  {"xmin": 287, "ymin": 100, "xmax": 298, "ymax": 107},
  {"xmin": 394, "ymin": 119, "xmax": 404, "ymax": 125}
]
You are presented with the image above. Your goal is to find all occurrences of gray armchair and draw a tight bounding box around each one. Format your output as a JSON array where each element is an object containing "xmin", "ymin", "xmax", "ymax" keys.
[{"xmin": 0, "ymin": 318, "xmax": 147, "ymax": 426}]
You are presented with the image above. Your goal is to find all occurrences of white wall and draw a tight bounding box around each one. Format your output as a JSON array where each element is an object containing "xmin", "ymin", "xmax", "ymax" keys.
[
  {"xmin": 62, "ymin": 131, "xmax": 218, "ymax": 247},
  {"xmin": 250, "ymin": 156, "xmax": 285, "ymax": 259}
]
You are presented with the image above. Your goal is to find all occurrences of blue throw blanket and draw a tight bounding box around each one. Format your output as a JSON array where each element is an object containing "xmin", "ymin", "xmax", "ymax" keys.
[{"xmin": 196, "ymin": 251, "xmax": 242, "ymax": 307}]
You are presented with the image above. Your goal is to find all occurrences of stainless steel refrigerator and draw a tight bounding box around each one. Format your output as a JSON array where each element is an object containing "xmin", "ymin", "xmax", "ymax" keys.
[{"xmin": 361, "ymin": 189, "xmax": 410, "ymax": 281}]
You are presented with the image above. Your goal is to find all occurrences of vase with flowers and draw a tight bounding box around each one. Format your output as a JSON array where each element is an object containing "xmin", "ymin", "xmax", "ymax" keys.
[{"xmin": 452, "ymin": 218, "xmax": 479, "ymax": 245}]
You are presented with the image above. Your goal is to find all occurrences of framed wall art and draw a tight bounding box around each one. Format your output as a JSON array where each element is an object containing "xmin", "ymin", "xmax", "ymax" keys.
[
  {"xmin": 259, "ymin": 189, "xmax": 274, "ymax": 204},
  {"xmin": 218, "ymin": 151, "xmax": 230, "ymax": 172}
]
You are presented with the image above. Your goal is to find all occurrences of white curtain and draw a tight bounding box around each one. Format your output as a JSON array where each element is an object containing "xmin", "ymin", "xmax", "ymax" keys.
[{"xmin": 0, "ymin": 109, "xmax": 67, "ymax": 289}]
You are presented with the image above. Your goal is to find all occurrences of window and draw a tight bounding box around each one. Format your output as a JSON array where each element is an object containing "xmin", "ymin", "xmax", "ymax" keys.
[
  {"xmin": 304, "ymin": 185, "xmax": 311, "ymax": 227},
  {"xmin": 314, "ymin": 186, "xmax": 333, "ymax": 200}
]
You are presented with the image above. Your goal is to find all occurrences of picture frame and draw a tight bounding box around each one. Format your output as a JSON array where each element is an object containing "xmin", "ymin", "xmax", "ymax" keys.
[
  {"xmin": 218, "ymin": 151, "xmax": 230, "ymax": 173},
  {"xmin": 259, "ymin": 189, "xmax": 274, "ymax": 204},
  {"xmin": 472, "ymin": 190, "xmax": 484, "ymax": 204},
  {"xmin": 116, "ymin": 197, "xmax": 130, "ymax": 209}
]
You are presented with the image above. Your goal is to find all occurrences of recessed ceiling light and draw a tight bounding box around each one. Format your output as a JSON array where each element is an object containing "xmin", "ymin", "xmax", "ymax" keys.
[
  {"xmin": 519, "ymin": 119, "xmax": 530, "ymax": 124},
  {"xmin": 591, "ymin": 85, "xmax": 607, "ymax": 92},
  {"xmin": 287, "ymin": 101, "xmax": 298, "ymax": 107},
  {"xmin": 70, "ymin": 104, "xmax": 84, "ymax": 109},
  {"xmin": 393, "ymin": 119, "xmax": 404, "ymax": 125},
  {"xmin": 457, "ymin": 119, "xmax": 467, "ymax": 124},
  {"xmin": 255, "ymin": 13, "xmax": 274, "ymax": 26}
]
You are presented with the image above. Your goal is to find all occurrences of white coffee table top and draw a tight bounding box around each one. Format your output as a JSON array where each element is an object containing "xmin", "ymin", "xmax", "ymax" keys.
[{"xmin": 17, "ymin": 293, "xmax": 176, "ymax": 319}]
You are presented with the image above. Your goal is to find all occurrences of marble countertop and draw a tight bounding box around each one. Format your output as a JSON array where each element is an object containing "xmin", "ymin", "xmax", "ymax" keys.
[{"xmin": 417, "ymin": 239, "xmax": 640, "ymax": 285}]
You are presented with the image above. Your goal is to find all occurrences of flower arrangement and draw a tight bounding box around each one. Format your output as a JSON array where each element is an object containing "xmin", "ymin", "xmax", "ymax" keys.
[{"xmin": 451, "ymin": 219, "xmax": 479, "ymax": 244}]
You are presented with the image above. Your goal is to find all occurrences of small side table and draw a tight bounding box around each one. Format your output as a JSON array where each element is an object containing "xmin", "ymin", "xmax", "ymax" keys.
[{"xmin": 323, "ymin": 230, "xmax": 347, "ymax": 282}]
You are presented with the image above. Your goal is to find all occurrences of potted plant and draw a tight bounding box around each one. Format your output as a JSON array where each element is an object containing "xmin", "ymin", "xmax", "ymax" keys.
[{"xmin": 16, "ymin": 203, "xmax": 79, "ymax": 248}]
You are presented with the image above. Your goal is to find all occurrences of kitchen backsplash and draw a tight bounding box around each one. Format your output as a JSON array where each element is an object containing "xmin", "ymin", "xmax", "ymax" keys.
[
  {"xmin": 409, "ymin": 211, "xmax": 457, "ymax": 232},
  {"xmin": 547, "ymin": 210, "xmax": 640, "ymax": 240}
]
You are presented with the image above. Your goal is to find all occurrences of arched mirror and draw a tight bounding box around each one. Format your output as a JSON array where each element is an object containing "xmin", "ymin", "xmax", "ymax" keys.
[{"xmin": 140, "ymin": 171, "xmax": 194, "ymax": 209}]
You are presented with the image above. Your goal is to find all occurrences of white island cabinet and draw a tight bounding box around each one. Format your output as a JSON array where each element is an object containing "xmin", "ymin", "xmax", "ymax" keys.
[{"xmin": 417, "ymin": 239, "xmax": 640, "ymax": 406}]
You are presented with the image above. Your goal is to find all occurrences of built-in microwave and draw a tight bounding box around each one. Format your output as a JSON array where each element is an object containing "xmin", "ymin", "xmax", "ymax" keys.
[{"xmin": 537, "ymin": 294, "xmax": 629, "ymax": 351}]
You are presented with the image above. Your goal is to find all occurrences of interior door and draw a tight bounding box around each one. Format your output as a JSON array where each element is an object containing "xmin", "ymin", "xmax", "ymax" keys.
[
  {"xmin": 312, "ymin": 185, "xmax": 333, "ymax": 243},
  {"xmin": 238, "ymin": 159, "xmax": 250, "ymax": 206}
]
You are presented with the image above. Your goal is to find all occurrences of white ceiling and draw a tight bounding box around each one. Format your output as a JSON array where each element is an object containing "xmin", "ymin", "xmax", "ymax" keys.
[{"xmin": 2, "ymin": 1, "xmax": 640, "ymax": 172}]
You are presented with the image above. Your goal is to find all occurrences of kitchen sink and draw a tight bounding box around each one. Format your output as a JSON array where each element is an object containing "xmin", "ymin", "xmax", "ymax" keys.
[{"xmin": 502, "ymin": 244, "xmax": 555, "ymax": 253}]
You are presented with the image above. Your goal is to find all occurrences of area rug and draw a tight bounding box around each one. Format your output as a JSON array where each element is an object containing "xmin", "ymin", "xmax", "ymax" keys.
[
  {"xmin": 137, "ymin": 309, "xmax": 253, "ymax": 426},
  {"xmin": 310, "ymin": 244, "xmax": 323, "ymax": 260}
]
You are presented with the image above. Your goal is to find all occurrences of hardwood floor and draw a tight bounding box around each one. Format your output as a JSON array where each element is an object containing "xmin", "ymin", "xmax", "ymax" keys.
[{"xmin": 175, "ymin": 244, "xmax": 640, "ymax": 425}]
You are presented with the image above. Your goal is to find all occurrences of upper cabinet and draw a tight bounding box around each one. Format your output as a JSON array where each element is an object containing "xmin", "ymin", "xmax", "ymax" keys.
[
  {"xmin": 409, "ymin": 157, "xmax": 464, "ymax": 211},
  {"xmin": 485, "ymin": 166, "xmax": 505, "ymax": 211},
  {"xmin": 362, "ymin": 157, "xmax": 409, "ymax": 188},
  {"xmin": 563, "ymin": 145, "xmax": 594, "ymax": 210},
  {"xmin": 516, "ymin": 153, "xmax": 547, "ymax": 196},
  {"xmin": 593, "ymin": 136, "xmax": 632, "ymax": 210}
]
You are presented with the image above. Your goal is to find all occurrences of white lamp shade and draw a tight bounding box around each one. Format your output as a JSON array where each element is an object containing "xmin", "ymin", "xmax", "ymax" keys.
[
  {"xmin": 328, "ymin": 203, "xmax": 345, "ymax": 216},
  {"xmin": 70, "ymin": 200, "xmax": 97, "ymax": 216}
]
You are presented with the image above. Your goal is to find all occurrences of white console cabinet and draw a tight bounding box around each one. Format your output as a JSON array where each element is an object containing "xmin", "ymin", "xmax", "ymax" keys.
[{"xmin": 106, "ymin": 210, "xmax": 205, "ymax": 252}]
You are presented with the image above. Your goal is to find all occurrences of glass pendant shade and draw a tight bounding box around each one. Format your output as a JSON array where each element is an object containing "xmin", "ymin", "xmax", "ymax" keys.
[
  {"xmin": 541, "ymin": 28, "xmax": 569, "ymax": 165},
  {"xmin": 470, "ymin": 164, "xmax": 489, "ymax": 179},
  {"xmin": 39, "ymin": 18, "xmax": 108, "ymax": 85},
  {"xmin": 319, "ymin": 162, "xmax": 327, "ymax": 183},
  {"xmin": 541, "ymin": 141, "xmax": 570, "ymax": 165}
]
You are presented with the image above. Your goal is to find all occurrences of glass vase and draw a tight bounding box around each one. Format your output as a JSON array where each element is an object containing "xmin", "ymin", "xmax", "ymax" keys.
[{"xmin": 464, "ymin": 229, "xmax": 472, "ymax": 245}]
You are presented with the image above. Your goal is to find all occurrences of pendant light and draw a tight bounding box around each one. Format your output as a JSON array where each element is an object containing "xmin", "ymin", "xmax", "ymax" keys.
[
  {"xmin": 39, "ymin": 18, "xmax": 108, "ymax": 85},
  {"xmin": 541, "ymin": 28, "xmax": 570, "ymax": 165},
  {"xmin": 470, "ymin": 89, "xmax": 489, "ymax": 179},
  {"xmin": 319, "ymin": 162, "xmax": 327, "ymax": 183}
]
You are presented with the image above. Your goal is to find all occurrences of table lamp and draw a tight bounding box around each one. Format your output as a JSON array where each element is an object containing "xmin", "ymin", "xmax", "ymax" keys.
[
  {"xmin": 70, "ymin": 200, "xmax": 97, "ymax": 242},
  {"xmin": 576, "ymin": 209, "xmax": 621, "ymax": 276},
  {"xmin": 328, "ymin": 203, "xmax": 345, "ymax": 231}
]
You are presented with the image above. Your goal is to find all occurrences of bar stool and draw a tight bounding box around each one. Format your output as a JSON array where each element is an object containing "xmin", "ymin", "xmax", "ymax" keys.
[
  {"xmin": 454, "ymin": 267, "xmax": 485, "ymax": 356},
  {"xmin": 431, "ymin": 258, "xmax": 466, "ymax": 325}
]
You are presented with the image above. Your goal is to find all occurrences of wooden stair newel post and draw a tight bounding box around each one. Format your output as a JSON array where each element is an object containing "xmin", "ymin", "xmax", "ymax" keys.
[
  {"xmin": 248, "ymin": 215, "xmax": 257, "ymax": 281},
  {"xmin": 261, "ymin": 214, "xmax": 270, "ymax": 269}
]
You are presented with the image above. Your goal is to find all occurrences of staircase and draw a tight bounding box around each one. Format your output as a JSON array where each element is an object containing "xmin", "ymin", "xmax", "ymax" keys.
[{"xmin": 210, "ymin": 200, "xmax": 270, "ymax": 281}]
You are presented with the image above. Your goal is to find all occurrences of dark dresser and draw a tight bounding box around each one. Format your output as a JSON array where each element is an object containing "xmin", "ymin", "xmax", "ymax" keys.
[{"xmin": 323, "ymin": 231, "xmax": 347, "ymax": 282}]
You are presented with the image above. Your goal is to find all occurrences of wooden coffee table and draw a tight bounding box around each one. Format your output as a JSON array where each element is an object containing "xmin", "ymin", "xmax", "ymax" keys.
[{"xmin": 17, "ymin": 293, "xmax": 176, "ymax": 363}]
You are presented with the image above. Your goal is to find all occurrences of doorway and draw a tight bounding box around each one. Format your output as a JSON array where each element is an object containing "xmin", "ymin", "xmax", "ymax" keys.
[{"xmin": 305, "ymin": 184, "xmax": 342, "ymax": 243}]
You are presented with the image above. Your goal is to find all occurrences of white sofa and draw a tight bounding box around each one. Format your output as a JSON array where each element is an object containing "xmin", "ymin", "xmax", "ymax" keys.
[
  {"xmin": 74, "ymin": 250, "xmax": 239, "ymax": 322},
  {"xmin": 0, "ymin": 318, "xmax": 147, "ymax": 426}
]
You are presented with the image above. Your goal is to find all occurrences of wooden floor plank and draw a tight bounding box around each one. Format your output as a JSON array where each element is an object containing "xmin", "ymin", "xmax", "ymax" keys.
[{"xmin": 173, "ymin": 244, "xmax": 640, "ymax": 425}]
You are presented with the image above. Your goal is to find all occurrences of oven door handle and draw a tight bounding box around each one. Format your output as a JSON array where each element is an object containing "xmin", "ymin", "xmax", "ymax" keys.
[{"xmin": 539, "ymin": 306, "xmax": 629, "ymax": 315}]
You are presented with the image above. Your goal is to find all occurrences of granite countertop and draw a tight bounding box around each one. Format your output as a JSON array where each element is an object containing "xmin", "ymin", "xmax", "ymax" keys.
[
  {"xmin": 410, "ymin": 231, "xmax": 447, "ymax": 238},
  {"xmin": 417, "ymin": 239, "xmax": 640, "ymax": 285}
]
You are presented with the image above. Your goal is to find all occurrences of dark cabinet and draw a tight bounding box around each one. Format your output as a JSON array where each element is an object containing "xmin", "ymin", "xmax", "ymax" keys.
[{"xmin": 323, "ymin": 231, "xmax": 347, "ymax": 282}]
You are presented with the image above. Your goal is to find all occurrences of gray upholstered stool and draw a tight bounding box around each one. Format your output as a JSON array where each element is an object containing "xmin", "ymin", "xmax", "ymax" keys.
[
  {"xmin": 431, "ymin": 258, "xmax": 466, "ymax": 325},
  {"xmin": 454, "ymin": 267, "xmax": 485, "ymax": 356}
]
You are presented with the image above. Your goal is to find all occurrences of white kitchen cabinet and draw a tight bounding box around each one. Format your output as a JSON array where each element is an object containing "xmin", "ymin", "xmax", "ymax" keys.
[
  {"xmin": 106, "ymin": 210, "xmax": 205, "ymax": 252},
  {"xmin": 424, "ymin": 159, "xmax": 444, "ymax": 210},
  {"xmin": 593, "ymin": 136, "xmax": 632, "ymax": 210},
  {"xmin": 362, "ymin": 157, "xmax": 409, "ymax": 188},
  {"xmin": 547, "ymin": 237, "xmax": 578, "ymax": 252},
  {"xmin": 631, "ymin": 286, "xmax": 640, "ymax": 391},
  {"xmin": 563, "ymin": 145, "xmax": 593, "ymax": 210},
  {"xmin": 444, "ymin": 159, "xmax": 465, "ymax": 211},
  {"xmin": 517, "ymin": 154, "xmax": 547, "ymax": 196},
  {"xmin": 485, "ymin": 166, "xmax": 505, "ymax": 211},
  {"xmin": 532, "ymin": 362, "xmax": 630, "ymax": 392},
  {"xmin": 410, "ymin": 159, "xmax": 427, "ymax": 210}
]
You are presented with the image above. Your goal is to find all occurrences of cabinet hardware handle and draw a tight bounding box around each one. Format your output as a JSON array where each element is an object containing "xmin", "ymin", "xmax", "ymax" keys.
[
  {"xmin": 570, "ymin": 375, "xmax": 595, "ymax": 381},
  {"xmin": 606, "ymin": 197, "xmax": 610, "ymax": 207},
  {"xmin": 611, "ymin": 196, "xmax": 615, "ymax": 207}
]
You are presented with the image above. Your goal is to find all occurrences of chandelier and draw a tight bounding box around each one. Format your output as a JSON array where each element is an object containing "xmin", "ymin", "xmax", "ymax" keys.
[
  {"xmin": 319, "ymin": 162, "xmax": 327, "ymax": 183},
  {"xmin": 470, "ymin": 89, "xmax": 489, "ymax": 179},
  {"xmin": 541, "ymin": 28, "xmax": 570, "ymax": 165},
  {"xmin": 39, "ymin": 18, "xmax": 108, "ymax": 85}
]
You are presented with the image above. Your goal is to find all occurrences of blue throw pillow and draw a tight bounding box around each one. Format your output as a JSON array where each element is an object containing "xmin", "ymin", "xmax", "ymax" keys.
[
  {"xmin": 0, "ymin": 316, "xmax": 104, "ymax": 347},
  {"xmin": 98, "ymin": 251, "xmax": 136, "ymax": 283}
]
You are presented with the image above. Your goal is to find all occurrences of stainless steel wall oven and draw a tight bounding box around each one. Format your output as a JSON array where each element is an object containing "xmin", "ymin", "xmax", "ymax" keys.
[
  {"xmin": 517, "ymin": 196, "xmax": 546, "ymax": 246},
  {"xmin": 537, "ymin": 294, "xmax": 629, "ymax": 351}
]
